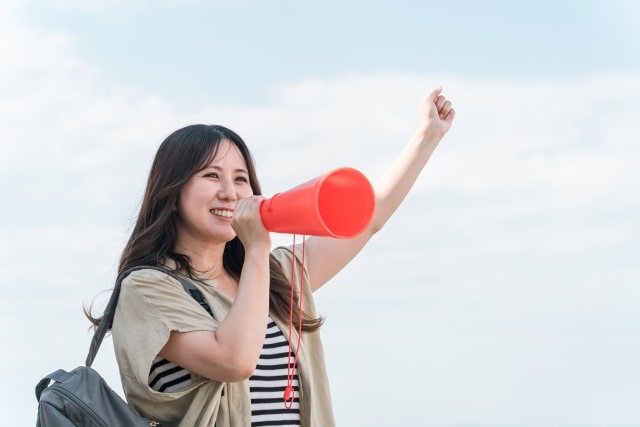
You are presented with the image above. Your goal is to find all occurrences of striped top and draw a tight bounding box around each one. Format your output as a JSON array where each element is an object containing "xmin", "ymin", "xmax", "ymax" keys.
[
  {"xmin": 249, "ymin": 317, "xmax": 300, "ymax": 426},
  {"xmin": 148, "ymin": 356, "xmax": 193, "ymax": 393},
  {"xmin": 148, "ymin": 316, "xmax": 300, "ymax": 426}
]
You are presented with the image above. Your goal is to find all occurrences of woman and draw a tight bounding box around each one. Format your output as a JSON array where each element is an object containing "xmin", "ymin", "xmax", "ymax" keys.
[{"xmin": 105, "ymin": 87, "xmax": 454, "ymax": 426}]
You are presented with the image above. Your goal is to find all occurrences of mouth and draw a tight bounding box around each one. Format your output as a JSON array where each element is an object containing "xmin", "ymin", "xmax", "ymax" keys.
[{"xmin": 210, "ymin": 209, "xmax": 233, "ymax": 218}]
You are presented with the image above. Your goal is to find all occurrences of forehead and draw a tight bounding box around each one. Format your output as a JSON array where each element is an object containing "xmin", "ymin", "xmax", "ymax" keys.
[{"xmin": 206, "ymin": 139, "xmax": 248, "ymax": 168}]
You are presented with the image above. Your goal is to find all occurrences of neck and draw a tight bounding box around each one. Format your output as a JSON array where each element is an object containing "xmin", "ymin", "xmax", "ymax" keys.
[{"xmin": 174, "ymin": 237, "xmax": 228, "ymax": 281}]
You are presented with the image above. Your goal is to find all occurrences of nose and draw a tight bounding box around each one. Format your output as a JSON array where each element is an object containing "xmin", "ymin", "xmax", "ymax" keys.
[{"xmin": 217, "ymin": 179, "xmax": 238, "ymax": 201}]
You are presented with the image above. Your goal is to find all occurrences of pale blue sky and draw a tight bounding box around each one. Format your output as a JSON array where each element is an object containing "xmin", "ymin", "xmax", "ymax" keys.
[
  {"xmin": 20, "ymin": 0, "xmax": 640, "ymax": 104},
  {"xmin": 2, "ymin": 1, "xmax": 639, "ymax": 426}
]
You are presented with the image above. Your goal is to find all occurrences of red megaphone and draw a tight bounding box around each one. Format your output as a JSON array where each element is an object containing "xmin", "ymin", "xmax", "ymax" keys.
[{"xmin": 260, "ymin": 167, "xmax": 375, "ymax": 238}]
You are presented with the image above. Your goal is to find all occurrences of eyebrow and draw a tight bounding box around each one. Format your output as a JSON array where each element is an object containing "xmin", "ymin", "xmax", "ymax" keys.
[{"xmin": 205, "ymin": 165, "xmax": 249, "ymax": 174}]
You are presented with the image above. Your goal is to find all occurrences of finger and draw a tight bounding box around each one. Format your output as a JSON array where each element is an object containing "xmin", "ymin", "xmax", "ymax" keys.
[
  {"xmin": 244, "ymin": 196, "xmax": 264, "ymax": 216},
  {"xmin": 435, "ymin": 95, "xmax": 447, "ymax": 111},
  {"xmin": 438, "ymin": 100, "xmax": 453, "ymax": 119},
  {"xmin": 424, "ymin": 85, "xmax": 443, "ymax": 103},
  {"xmin": 445, "ymin": 108, "xmax": 456, "ymax": 121}
]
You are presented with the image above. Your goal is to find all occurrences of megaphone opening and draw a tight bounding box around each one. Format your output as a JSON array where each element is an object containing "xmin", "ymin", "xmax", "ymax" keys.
[
  {"xmin": 260, "ymin": 167, "xmax": 375, "ymax": 238},
  {"xmin": 315, "ymin": 168, "xmax": 375, "ymax": 238}
]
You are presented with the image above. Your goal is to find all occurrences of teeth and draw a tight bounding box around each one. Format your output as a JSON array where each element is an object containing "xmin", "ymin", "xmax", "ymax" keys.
[{"xmin": 210, "ymin": 209, "xmax": 233, "ymax": 218}]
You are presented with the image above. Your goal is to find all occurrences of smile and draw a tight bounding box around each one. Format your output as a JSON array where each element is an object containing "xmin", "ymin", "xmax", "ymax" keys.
[{"xmin": 210, "ymin": 209, "xmax": 233, "ymax": 218}]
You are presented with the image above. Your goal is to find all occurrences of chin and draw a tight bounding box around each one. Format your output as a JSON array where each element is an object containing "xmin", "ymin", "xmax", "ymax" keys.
[{"xmin": 210, "ymin": 231, "xmax": 237, "ymax": 243}]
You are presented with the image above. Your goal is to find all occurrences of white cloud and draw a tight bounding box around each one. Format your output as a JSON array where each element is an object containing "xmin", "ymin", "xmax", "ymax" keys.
[{"xmin": 2, "ymin": 2, "xmax": 639, "ymax": 425}]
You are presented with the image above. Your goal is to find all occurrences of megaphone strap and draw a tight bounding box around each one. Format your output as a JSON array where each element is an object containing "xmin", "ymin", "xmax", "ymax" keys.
[{"xmin": 284, "ymin": 234, "xmax": 305, "ymax": 409}]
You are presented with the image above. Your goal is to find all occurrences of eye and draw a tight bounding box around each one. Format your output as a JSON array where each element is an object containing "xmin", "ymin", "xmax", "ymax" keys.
[
  {"xmin": 204, "ymin": 172, "xmax": 219, "ymax": 179},
  {"xmin": 235, "ymin": 176, "xmax": 249, "ymax": 183}
]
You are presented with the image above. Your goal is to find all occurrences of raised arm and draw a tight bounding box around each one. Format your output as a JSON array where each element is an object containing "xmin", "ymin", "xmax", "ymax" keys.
[{"xmin": 305, "ymin": 86, "xmax": 455, "ymax": 292}]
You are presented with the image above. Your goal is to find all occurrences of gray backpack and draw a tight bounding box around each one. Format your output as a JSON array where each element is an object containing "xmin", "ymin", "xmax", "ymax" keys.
[{"xmin": 35, "ymin": 266, "xmax": 212, "ymax": 427}]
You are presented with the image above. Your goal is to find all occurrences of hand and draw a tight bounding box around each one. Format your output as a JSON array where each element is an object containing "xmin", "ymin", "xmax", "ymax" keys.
[
  {"xmin": 417, "ymin": 86, "xmax": 456, "ymax": 139},
  {"xmin": 231, "ymin": 196, "xmax": 271, "ymax": 250}
]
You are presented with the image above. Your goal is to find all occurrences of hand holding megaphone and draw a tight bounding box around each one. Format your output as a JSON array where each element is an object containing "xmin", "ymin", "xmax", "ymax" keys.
[{"xmin": 259, "ymin": 167, "xmax": 375, "ymax": 239}]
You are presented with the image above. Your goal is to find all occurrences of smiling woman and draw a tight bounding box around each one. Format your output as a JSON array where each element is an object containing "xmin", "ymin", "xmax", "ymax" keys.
[
  {"xmin": 88, "ymin": 124, "xmax": 327, "ymax": 426},
  {"xmin": 84, "ymin": 87, "xmax": 455, "ymax": 427}
]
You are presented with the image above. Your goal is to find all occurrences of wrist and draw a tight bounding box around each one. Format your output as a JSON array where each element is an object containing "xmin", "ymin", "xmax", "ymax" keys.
[
  {"xmin": 413, "ymin": 125, "xmax": 445, "ymax": 147},
  {"xmin": 243, "ymin": 241, "xmax": 272, "ymax": 257}
]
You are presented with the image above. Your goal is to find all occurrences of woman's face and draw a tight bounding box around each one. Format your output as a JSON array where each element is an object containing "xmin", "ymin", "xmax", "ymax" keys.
[{"xmin": 176, "ymin": 139, "xmax": 254, "ymax": 245}]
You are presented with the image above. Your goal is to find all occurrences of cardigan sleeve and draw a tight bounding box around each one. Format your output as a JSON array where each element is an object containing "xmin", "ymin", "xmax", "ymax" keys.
[{"xmin": 113, "ymin": 268, "xmax": 218, "ymax": 384}]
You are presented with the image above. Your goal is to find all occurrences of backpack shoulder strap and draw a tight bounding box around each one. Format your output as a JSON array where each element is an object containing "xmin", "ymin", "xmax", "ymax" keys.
[
  {"xmin": 150, "ymin": 267, "xmax": 215, "ymax": 318},
  {"xmin": 85, "ymin": 265, "xmax": 214, "ymax": 367},
  {"xmin": 35, "ymin": 369, "xmax": 70, "ymax": 401}
]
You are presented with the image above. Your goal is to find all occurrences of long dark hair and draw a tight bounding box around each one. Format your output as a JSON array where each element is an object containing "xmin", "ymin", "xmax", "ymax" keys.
[{"xmin": 88, "ymin": 124, "xmax": 323, "ymax": 332}]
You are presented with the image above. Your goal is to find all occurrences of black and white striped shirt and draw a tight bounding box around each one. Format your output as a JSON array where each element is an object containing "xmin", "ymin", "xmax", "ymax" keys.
[
  {"xmin": 148, "ymin": 356, "xmax": 193, "ymax": 393},
  {"xmin": 148, "ymin": 316, "xmax": 300, "ymax": 426},
  {"xmin": 249, "ymin": 317, "xmax": 300, "ymax": 426}
]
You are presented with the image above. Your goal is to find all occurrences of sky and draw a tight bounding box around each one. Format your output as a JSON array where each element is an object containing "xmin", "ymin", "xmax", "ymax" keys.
[{"xmin": 1, "ymin": 0, "xmax": 639, "ymax": 425}]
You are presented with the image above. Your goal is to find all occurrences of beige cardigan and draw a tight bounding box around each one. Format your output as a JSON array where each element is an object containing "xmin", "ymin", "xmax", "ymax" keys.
[{"xmin": 112, "ymin": 246, "xmax": 335, "ymax": 427}]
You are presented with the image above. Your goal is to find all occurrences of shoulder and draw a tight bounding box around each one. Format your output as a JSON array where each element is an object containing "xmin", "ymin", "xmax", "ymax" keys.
[
  {"xmin": 271, "ymin": 244, "xmax": 311, "ymax": 292},
  {"xmin": 122, "ymin": 267, "xmax": 183, "ymax": 290},
  {"xmin": 115, "ymin": 267, "xmax": 217, "ymax": 332},
  {"xmin": 118, "ymin": 267, "xmax": 193, "ymax": 309},
  {"xmin": 271, "ymin": 245, "xmax": 307, "ymax": 269}
]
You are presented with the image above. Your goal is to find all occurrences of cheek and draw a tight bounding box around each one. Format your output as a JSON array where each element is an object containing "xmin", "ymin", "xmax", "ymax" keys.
[
  {"xmin": 176, "ymin": 184, "xmax": 204, "ymax": 216},
  {"xmin": 238, "ymin": 186, "xmax": 254, "ymax": 199}
]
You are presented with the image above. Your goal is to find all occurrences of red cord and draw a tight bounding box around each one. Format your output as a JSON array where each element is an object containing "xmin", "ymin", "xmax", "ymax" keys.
[{"xmin": 284, "ymin": 234, "xmax": 304, "ymax": 409}]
